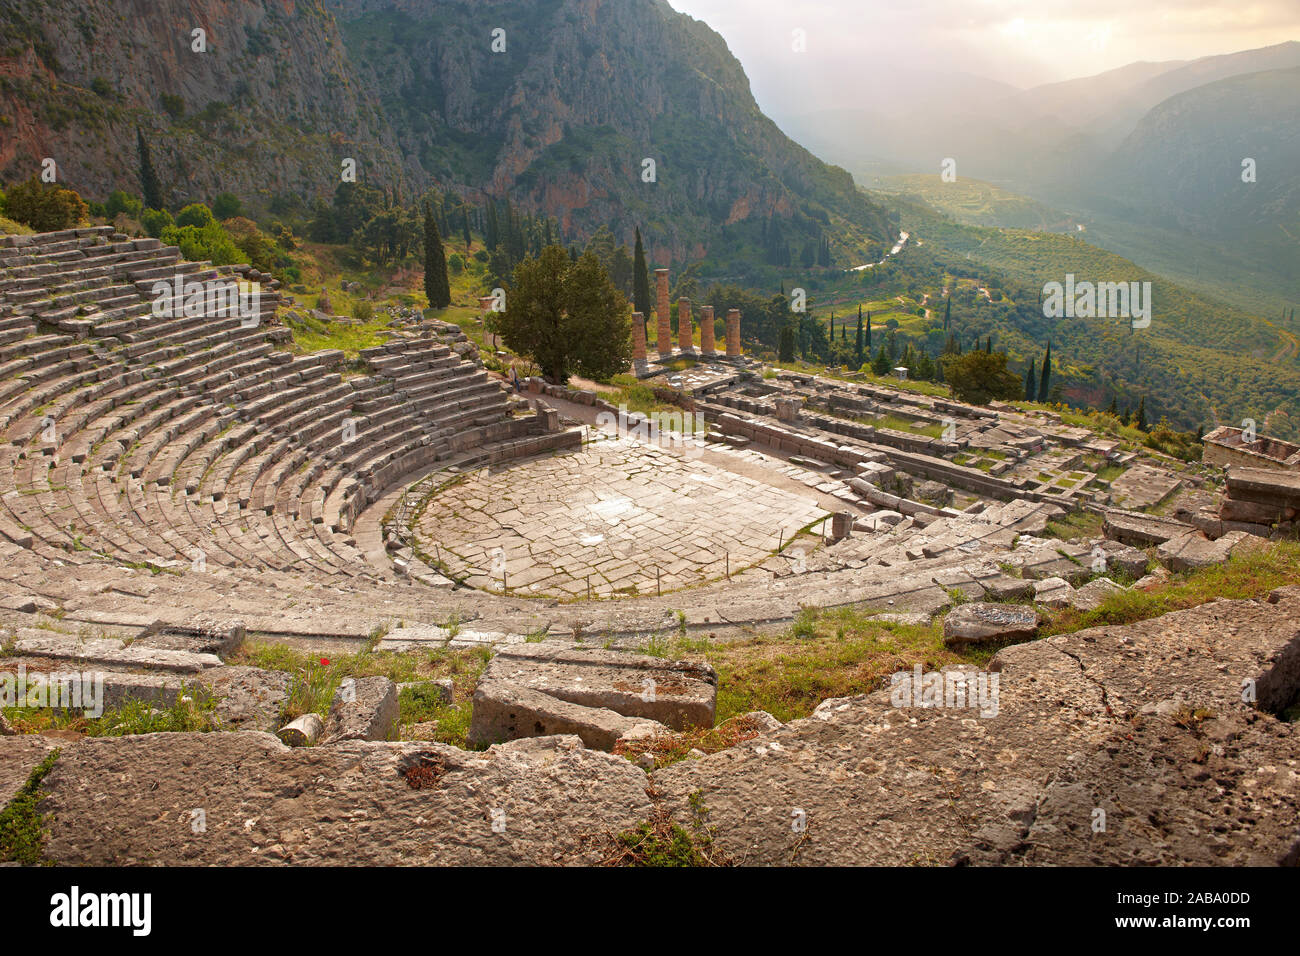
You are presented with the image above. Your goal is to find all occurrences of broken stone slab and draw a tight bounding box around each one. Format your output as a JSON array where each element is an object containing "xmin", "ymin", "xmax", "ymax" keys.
[
  {"xmin": 199, "ymin": 666, "xmax": 291, "ymax": 732},
  {"xmin": 469, "ymin": 678, "xmax": 668, "ymax": 750},
  {"xmin": 981, "ymin": 575, "xmax": 1034, "ymax": 601},
  {"xmin": 479, "ymin": 644, "xmax": 717, "ymax": 731},
  {"xmin": 324, "ymin": 676, "xmax": 399, "ymax": 743},
  {"xmin": 1097, "ymin": 540, "xmax": 1151, "ymax": 578},
  {"xmin": 1219, "ymin": 497, "xmax": 1288, "ymax": 526},
  {"xmin": 0, "ymin": 712, "xmax": 13, "ymax": 736},
  {"xmin": 942, "ymin": 602, "xmax": 1040, "ymax": 645},
  {"xmin": 12, "ymin": 634, "xmax": 223, "ymax": 673},
  {"xmin": 1018, "ymin": 549, "xmax": 1093, "ymax": 584},
  {"xmin": 31, "ymin": 732, "xmax": 653, "ymax": 865},
  {"xmin": 1033, "ymin": 576, "xmax": 1076, "ymax": 609},
  {"xmin": 277, "ymin": 713, "xmax": 324, "ymax": 747},
  {"xmin": 1102, "ymin": 509, "xmax": 1189, "ymax": 547},
  {"xmin": 132, "ymin": 618, "xmax": 245, "ymax": 656},
  {"xmin": 1224, "ymin": 467, "xmax": 1300, "ymax": 508},
  {"xmin": 1069, "ymin": 577, "xmax": 1125, "ymax": 613},
  {"xmin": 1157, "ymin": 530, "xmax": 1244, "ymax": 572}
]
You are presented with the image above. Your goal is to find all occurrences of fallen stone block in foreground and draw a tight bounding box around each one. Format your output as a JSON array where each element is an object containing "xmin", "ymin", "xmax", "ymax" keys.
[
  {"xmin": 324, "ymin": 675, "xmax": 399, "ymax": 743},
  {"xmin": 469, "ymin": 644, "xmax": 717, "ymax": 750},
  {"xmin": 1157, "ymin": 529, "xmax": 1260, "ymax": 572},
  {"xmin": 22, "ymin": 732, "xmax": 652, "ymax": 865},
  {"xmin": 942, "ymin": 602, "xmax": 1040, "ymax": 645}
]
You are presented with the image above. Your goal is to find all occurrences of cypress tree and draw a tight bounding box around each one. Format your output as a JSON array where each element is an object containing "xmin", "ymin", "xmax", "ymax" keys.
[
  {"xmin": 1037, "ymin": 343, "xmax": 1052, "ymax": 403},
  {"xmin": 1025, "ymin": 359, "xmax": 1037, "ymax": 401},
  {"xmin": 485, "ymin": 200, "xmax": 499, "ymax": 251},
  {"xmin": 632, "ymin": 227, "xmax": 651, "ymax": 317},
  {"xmin": 865, "ymin": 312, "xmax": 872, "ymax": 348},
  {"xmin": 137, "ymin": 127, "xmax": 163, "ymax": 211},
  {"xmin": 855, "ymin": 306, "xmax": 864, "ymax": 366},
  {"xmin": 778, "ymin": 323, "xmax": 795, "ymax": 362},
  {"xmin": 423, "ymin": 204, "xmax": 451, "ymax": 309},
  {"xmin": 985, "ymin": 336, "xmax": 992, "ymax": 353},
  {"xmin": 1136, "ymin": 396, "xmax": 1147, "ymax": 431},
  {"xmin": 943, "ymin": 295, "xmax": 951, "ymax": 331},
  {"xmin": 462, "ymin": 210, "xmax": 472, "ymax": 248}
]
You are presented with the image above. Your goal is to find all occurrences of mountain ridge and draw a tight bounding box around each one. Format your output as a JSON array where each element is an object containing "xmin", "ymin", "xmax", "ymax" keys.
[{"xmin": 0, "ymin": 0, "xmax": 894, "ymax": 266}]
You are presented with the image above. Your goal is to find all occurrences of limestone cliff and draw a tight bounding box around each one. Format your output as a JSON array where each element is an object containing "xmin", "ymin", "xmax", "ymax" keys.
[{"xmin": 0, "ymin": 0, "xmax": 894, "ymax": 264}]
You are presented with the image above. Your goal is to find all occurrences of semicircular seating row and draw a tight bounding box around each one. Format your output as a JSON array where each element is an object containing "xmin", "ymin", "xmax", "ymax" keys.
[{"xmin": 0, "ymin": 226, "xmax": 541, "ymax": 580}]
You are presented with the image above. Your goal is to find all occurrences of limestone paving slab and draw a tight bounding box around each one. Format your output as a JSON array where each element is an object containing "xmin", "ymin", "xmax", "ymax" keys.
[{"xmin": 414, "ymin": 436, "xmax": 825, "ymax": 599}]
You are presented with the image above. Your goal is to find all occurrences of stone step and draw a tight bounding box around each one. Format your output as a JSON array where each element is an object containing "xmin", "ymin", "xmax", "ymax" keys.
[{"xmin": 13, "ymin": 631, "xmax": 224, "ymax": 672}]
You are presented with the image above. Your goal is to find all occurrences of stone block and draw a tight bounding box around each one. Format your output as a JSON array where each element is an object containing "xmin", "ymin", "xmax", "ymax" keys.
[
  {"xmin": 469, "ymin": 644, "xmax": 716, "ymax": 750},
  {"xmin": 325, "ymin": 676, "xmax": 400, "ymax": 743},
  {"xmin": 942, "ymin": 602, "xmax": 1040, "ymax": 645}
]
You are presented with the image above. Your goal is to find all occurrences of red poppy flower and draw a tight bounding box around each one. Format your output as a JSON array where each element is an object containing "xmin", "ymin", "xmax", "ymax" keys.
[{"xmin": 320, "ymin": 658, "xmax": 330, "ymax": 666}]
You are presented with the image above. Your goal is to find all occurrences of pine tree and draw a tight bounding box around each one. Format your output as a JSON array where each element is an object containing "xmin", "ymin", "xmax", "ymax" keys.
[
  {"xmin": 985, "ymin": 336, "xmax": 992, "ymax": 353},
  {"xmin": 872, "ymin": 346, "xmax": 890, "ymax": 376},
  {"xmin": 137, "ymin": 127, "xmax": 163, "ymax": 211},
  {"xmin": 423, "ymin": 204, "xmax": 451, "ymax": 309},
  {"xmin": 632, "ymin": 227, "xmax": 651, "ymax": 317},
  {"xmin": 1106, "ymin": 396, "xmax": 1118, "ymax": 417},
  {"xmin": 1037, "ymin": 343, "xmax": 1052, "ymax": 403}
]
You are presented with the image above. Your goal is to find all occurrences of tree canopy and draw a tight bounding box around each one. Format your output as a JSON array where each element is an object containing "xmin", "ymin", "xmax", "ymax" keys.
[{"xmin": 489, "ymin": 246, "xmax": 631, "ymax": 383}]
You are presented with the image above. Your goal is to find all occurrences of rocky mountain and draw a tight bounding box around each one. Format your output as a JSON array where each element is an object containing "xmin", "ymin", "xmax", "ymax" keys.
[
  {"xmin": 1100, "ymin": 68, "xmax": 1300, "ymax": 239},
  {"xmin": 0, "ymin": 0, "xmax": 894, "ymax": 265}
]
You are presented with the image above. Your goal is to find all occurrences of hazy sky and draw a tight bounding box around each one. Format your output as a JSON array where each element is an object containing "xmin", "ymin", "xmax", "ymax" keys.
[{"xmin": 668, "ymin": 0, "xmax": 1300, "ymax": 116}]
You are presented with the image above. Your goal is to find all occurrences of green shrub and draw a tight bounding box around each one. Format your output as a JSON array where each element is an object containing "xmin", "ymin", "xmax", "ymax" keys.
[
  {"xmin": 354, "ymin": 300, "xmax": 374, "ymax": 322},
  {"xmin": 0, "ymin": 750, "xmax": 58, "ymax": 865},
  {"xmin": 175, "ymin": 202, "xmax": 215, "ymax": 229},
  {"xmin": 448, "ymin": 252, "xmax": 464, "ymax": 274},
  {"xmin": 90, "ymin": 77, "xmax": 112, "ymax": 97},
  {"xmin": 2, "ymin": 177, "xmax": 88, "ymax": 231},
  {"xmin": 141, "ymin": 207, "xmax": 173, "ymax": 238},
  {"xmin": 105, "ymin": 189, "xmax": 142, "ymax": 220},
  {"xmin": 161, "ymin": 221, "xmax": 242, "ymax": 265},
  {"xmin": 212, "ymin": 192, "xmax": 242, "ymax": 220},
  {"xmin": 160, "ymin": 93, "xmax": 185, "ymax": 118}
]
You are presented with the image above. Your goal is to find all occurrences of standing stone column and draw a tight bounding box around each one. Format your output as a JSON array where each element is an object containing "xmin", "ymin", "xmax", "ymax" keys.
[
  {"xmin": 631, "ymin": 311, "xmax": 647, "ymax": 364},
  {"xmin": 678, "ymin": 298, "xmax": 694, "ymax": 354},
  {"xmin": 655, "ymin": 268, "xmax": 672, "ymax": 356},
  {"xmin": 725, "ymin": 309, "xmax": 741, "ymax": 358},
  {"xmin": 699, "ymin": 305, "xmax": 715, "ymax": 355}
]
